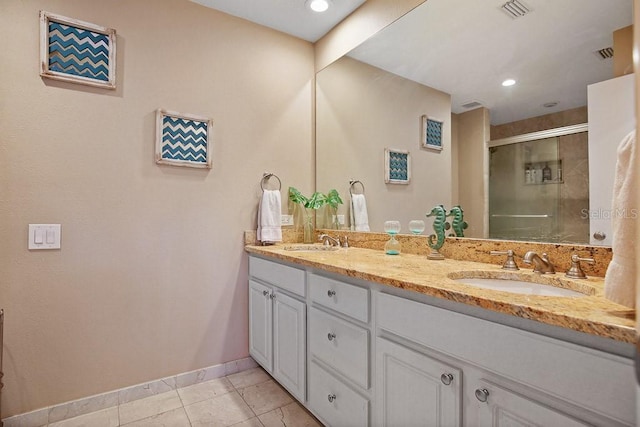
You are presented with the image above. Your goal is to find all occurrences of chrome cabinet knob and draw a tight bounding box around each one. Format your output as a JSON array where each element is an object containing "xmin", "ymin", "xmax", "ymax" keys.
[
  {"xmin": 327, "ymin": 290, "xmax": 336, "ymax": 297},
  {"xmin": 593, "ymin": 231, "xmax": 606, "ymax": 241},
  {"xmin": 262, "ymin": 290, "xmax": 269, "ymax": 297},
  {"xmin": 440, "ymin": 373, "xmax": 454, "ymax": 385},
  {"xmin": 328, "ymin": 393, "xmax": 336, "ymax": 403},
  {"xmin": 475, "ymin": 388, "xmax": 490, "ymax": 402},
  {"xmin": 327, "ymin": 332, "xmax": 336, "ymax": 341},
  {"xmin": 269, "ymin": 293, "xmax": 276, "ymax": 299}
]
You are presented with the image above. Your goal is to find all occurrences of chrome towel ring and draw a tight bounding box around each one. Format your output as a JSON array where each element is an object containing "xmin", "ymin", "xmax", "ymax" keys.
[
  {"xmin": 261, "ymin": 173, "xmax": 282, "ymax": 191},
  {"xmin": 349, "ymin": 180, "xmax": 365, "ymax": 196}
]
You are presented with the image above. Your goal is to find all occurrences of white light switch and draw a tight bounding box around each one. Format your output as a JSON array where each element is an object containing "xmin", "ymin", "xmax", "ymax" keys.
[
  {"xmin": 34, "ymin": 228, "xmax": 44, "ymax": 244},
  {"xmin": 29, "ymin": 224, "xmax": 61, "ymax": 250}
]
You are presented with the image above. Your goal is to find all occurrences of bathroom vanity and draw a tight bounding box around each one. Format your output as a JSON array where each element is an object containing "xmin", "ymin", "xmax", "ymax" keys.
[{"xmin": 246, "ymin": 245, "xmax": 635, "ymax": 427}]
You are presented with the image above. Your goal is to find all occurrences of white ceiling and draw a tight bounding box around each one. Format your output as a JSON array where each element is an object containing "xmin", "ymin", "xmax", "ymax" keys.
[
  {"xmin": 191, "ymin": 0, "xmax": 366, "ymax": 42},
  {"xmin": 348, "ymin": 0, "xmax": 633, "ymax": 125},
  {"xmin": 193, "ymin": 0, "xmax": 633, "ymax": 125}
]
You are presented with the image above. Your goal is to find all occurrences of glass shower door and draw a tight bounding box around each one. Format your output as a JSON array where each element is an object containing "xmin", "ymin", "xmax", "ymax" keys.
[{"xmin": 489, "ymin": 137, "xmax": 566, "ymax": 242}]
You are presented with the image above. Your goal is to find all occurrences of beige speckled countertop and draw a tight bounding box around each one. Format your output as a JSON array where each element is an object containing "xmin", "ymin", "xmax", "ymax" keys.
[{"xmin": 245, "ymin": 244, "xmax": 635, "ymax": 344}]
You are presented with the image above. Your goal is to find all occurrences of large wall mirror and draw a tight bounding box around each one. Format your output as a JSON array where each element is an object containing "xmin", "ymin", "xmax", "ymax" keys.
[{"xmin": 316, "ymin": 0, "xmax": 633, "ymax": 246}]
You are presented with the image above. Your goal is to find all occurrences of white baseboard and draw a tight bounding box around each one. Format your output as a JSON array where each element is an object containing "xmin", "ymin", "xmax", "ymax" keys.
[{"xmin": 3, "ymin": 356, "xmax": 258, "ymax": 427}]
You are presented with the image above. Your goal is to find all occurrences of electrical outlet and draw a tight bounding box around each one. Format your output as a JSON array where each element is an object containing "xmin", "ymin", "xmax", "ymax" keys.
[
  {"xmin": 336, "ymin": 215, "xmax": 345, "ymax": 225},
  {"xmin": 281, "ymin": 215, "xmax": 294, "ymax": 226}
]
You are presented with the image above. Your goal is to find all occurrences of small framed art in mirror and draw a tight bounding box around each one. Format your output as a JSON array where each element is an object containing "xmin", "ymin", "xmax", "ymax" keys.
[{"xmin": 421, "ymin": 115, "xmax": 443, "ymax": 151}]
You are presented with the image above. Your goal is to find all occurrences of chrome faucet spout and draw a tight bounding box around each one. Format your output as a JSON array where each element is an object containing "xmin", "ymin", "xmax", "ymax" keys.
[
  {"xmin": 523, "ymin": 251, "xmax": 555, "ymax": 274},
  {"xmin": 318, "ymin": 234, "xmax": 340, "ymax": 247}
]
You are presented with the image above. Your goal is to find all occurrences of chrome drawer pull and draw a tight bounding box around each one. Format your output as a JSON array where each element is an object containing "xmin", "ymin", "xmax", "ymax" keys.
[
  {"xmin": 262, "ymin": 290, "xmax": 269, "ymax": 296},
  {"xmin": 475, "ymin": 388, "xmax": 489, "ymax": 403},
  {"xmin": 328, "ymin": 393, "xmax": 336, "ymax": 403},
  {"xmin": 269, "ymin": 293, "xmax": 276, "ymax": 299},
  {"xmin": 440, "ymin": 373, "xmax": 453, "ymax": 385},
  {"xmin": 327, "ymin": 290, "xmax": 336, "ymax": 297},
  {"xmin": 327, "ymin": 332, "xmax": 336, "ymax": 341}
]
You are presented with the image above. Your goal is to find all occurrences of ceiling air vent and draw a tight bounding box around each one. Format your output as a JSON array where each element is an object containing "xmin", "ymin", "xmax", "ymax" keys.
[
  {"xmin": 501, "ymin": 0, "xmax": 530, "ymax": 18},
  {"xmin": 595, "ymin": 47, "xmax": 614, "ymax": 60},
  {"xmin": 461, "ymin": 101, "xmax": 483, "ymax": 109}
]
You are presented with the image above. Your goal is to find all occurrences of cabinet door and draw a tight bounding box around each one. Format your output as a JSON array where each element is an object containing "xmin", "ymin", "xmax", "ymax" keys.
[
  {"xmin": 249, "ymin": 280, "xmax": 273, "ymax": 372},
  {"xmin": 471, "ymin": 380, "xmax": 589, "ymax": 427},
  {"xmin": 376, "ymin": 337, "xmax": 461, "ymax": 427},
  {"xmin": 273, "ymin": 291, "xmax": 306, "ymax": 402}
]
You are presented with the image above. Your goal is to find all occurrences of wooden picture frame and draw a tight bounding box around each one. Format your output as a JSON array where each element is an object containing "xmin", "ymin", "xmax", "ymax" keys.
[
  {"xmin": 39, "ymin": 11, "xmax": 116, "ymax": 89},
  {"xmin": 155, "ymin": 110, "xmax": 213, "ymax": 169},
  {"xmin": 421, "ymin": 115, "xmax": 444, "ymax": 151},
  {"xmin": 384, "ymin": 148, "xmax": 411, "ymax": 184}
]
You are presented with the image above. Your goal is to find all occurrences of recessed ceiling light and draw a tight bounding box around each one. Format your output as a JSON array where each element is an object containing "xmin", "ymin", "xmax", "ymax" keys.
[
  {"xmin": 307, "ymin": 0, "xmax": 331, "ymax": 12},
  {"xmin": 502, "ymin": 79, "xmax": 516, "ymax": 87}
]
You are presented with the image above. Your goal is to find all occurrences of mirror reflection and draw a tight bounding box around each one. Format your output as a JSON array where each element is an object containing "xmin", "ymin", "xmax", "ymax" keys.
[{"xmin": 315, "ymin": 0, "xmax": 633, "ymax": 245}]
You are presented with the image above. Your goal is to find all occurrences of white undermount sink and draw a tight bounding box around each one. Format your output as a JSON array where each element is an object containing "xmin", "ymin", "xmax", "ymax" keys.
[
  {"xmin": 448, "ymin": 271, "xmax": 595, "ymax": 297},
  {"xmin": 283, "ymin": 244, "xmax": 339, "ymax": 252}
]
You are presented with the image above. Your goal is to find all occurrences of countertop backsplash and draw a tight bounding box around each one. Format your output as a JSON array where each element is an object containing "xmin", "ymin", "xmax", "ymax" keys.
[{"xmin": 244, "ymin": 229, "xmax": 612, "ymax": 277}]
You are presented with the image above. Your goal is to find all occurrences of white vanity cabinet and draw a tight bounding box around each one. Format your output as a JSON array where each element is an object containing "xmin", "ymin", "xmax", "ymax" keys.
[
  {"xmin": 307, "ymin": 273, "xmax": 372, "ymax": 426},
  {"xmin": 376, "ymin": 337, "xmax": 462, "ymax": 426},
  {"xmin": 247, "ymin": 255, "xmax": 635, "ymax": 427},
  {"xmin": 469, "ymin": 380, "xmax": 589, "ymax": 427},
  {"xmin": 376, "ymin": 292, "xmax": 635, "ymax": 427},
  {"xmin": 248, "ymin": 257, "xmax": 306, "ymax": 402}
]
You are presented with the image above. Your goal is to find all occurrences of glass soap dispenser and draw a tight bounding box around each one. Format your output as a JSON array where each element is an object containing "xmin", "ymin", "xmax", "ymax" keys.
[{"xmin": 383, "ymin": 220, "xmax": 401, "ymax": 255}]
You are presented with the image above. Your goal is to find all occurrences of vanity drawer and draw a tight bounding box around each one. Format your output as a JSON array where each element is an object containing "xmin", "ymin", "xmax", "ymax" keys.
[
  {"xmin": 249, "ymin": 256, "xmax": 305, "ymax": 297},
  {"xmin": 309, "ymin": 273, "xmax": 369, "ymax": 323},
  {"xmin": 309, "ymin": 307, "xmax": 369, "ymax": 389},
  {"xmin": 308, "ymin": 361, "xmax": 369, "ymax": 427}
]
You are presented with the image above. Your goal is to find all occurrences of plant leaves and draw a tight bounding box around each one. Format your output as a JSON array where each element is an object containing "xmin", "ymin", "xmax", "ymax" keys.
[
  {"xmin": 306, "ymin": 192, "xmax": 327, "ymax": 209},
  {"xmin": 288, "ymin": 187, "xmax": 308, "ymax": 205},
  {"xmin": 325, "ymin": 189, "xmax": 343, "ymax": 208}
]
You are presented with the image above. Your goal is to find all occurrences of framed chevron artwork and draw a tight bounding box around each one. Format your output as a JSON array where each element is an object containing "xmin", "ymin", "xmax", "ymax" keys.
[
  {"xmin": 39, "ymin": 11, "xmax": 116, "ymax": 89},
  {"xmin": 155, "ymin": 110, "xmax": 213, "ymax": 169},
  {"xmin": 421, "ymin": 115, "xmax": 444, "ymax": 151},
  {"xmin": 384, "ymin": 148, "xmax": 411, "ymax": 185}
]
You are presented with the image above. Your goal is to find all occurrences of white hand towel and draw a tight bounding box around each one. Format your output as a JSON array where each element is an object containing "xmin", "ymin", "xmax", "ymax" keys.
[
  {"xmin": 257, "ymin": 190, "xmax": 282, "ymax": 243},
  {"xmin": 604, "ymin": 130, "xmax": 636, "ymax": 308},
  {"xmin": 350, "ymin": 193, "xmax": 370, "ymax": 232}
]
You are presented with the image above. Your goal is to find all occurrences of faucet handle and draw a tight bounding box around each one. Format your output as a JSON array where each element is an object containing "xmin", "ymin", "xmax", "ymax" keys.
[
  {"xmin": 565, "ymin": 254, "xmax": 595, "ymax": 279},
  {"xmin": 490, "ymin": 250, "xmax": 519, "ymax": 271},
  {"xmin": 342, "ymin": 236, "xmax": 349, "ymax": 248}
]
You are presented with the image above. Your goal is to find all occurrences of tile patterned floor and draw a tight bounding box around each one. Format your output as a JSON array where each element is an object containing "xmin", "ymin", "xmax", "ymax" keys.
[{"xmin": 46, "ymin": 368, "xmax": 323, "ymax": 427}]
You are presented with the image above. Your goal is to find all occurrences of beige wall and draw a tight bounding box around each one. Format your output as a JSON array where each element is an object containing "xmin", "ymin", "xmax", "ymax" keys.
[
  {"xmin": 0, "ymin": 0, "xmax": 314, "ymax": 416},
  {"xmin": 613, "ymin": 25, "xmax": 633, "ymax": 77},
  {"xmin": 316, "ymin": 56, "xmax": 452, "ymax": 232},
  {"xmin": 314, "ymin": 0, "xmax": 426, "ymax": 71},
  {"xmin": 455, "ymin": 108, "xmax": 490, "ymax": 238}
]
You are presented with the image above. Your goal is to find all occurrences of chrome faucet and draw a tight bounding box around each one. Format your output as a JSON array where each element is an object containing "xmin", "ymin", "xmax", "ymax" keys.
[
  {"xmin": 523, "ymin": 251, "xmax": 555, "ymax": 274},
  {"xmin": 318, "ymin": 234, "xmax": 341, "ymax": 247}
]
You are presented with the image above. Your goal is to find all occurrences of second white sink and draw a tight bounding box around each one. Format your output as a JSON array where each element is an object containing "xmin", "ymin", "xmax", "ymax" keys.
[{"xmin": 451, "ymin": 277, "xmax": 585, "ymax": 297}]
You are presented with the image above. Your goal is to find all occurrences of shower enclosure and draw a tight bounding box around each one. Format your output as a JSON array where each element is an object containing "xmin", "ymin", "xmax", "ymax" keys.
[{"xmin": 488, "ymin": 126, "xmax": 589, "ymax": 244}]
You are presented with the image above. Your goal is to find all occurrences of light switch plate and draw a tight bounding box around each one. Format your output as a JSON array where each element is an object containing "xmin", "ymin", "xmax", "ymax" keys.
[
  {"xmin": 281, "ymin": 215, "xmax": 294, "ymax": 226},
  {"xmin": 29, "ymin": 224, "xmax": 61, "ymax": 250}
]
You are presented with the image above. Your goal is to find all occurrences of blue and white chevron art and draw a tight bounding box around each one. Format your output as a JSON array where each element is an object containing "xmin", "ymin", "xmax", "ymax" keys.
[
  {"xmin": 161, "ymin": 115, "xmax": 209, "ymax": 164},
  {"xmin": 389, "ymin": 151, "xmax": 408, "ymax": 181},
  {"xmin": 48, "ymin": 21, "xmax": 110, "ymax": 82},
  {"xmin": 425, "ymin": 118, "xmax": 443, "ymax": 148}
]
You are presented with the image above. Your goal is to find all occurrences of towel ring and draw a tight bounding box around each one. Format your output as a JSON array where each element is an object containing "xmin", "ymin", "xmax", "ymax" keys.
[
  {"xmin": 261, "ymin": 173, "xmax": 282, "ymax": 191},
  {"xmin": 349, "ymin": 180, "xmax": 365, "ymax": 196}
]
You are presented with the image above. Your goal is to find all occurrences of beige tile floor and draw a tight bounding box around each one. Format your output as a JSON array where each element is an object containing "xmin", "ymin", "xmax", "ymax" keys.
[{"xmin": 47, "ymin": 367, "xmax": 323, "ymax": 427}]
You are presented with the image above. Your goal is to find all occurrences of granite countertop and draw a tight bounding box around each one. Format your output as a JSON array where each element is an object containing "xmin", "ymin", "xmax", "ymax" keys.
[{"xmin": 245, "ymin": 244, "xmax": 635, "ymax": 344}]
